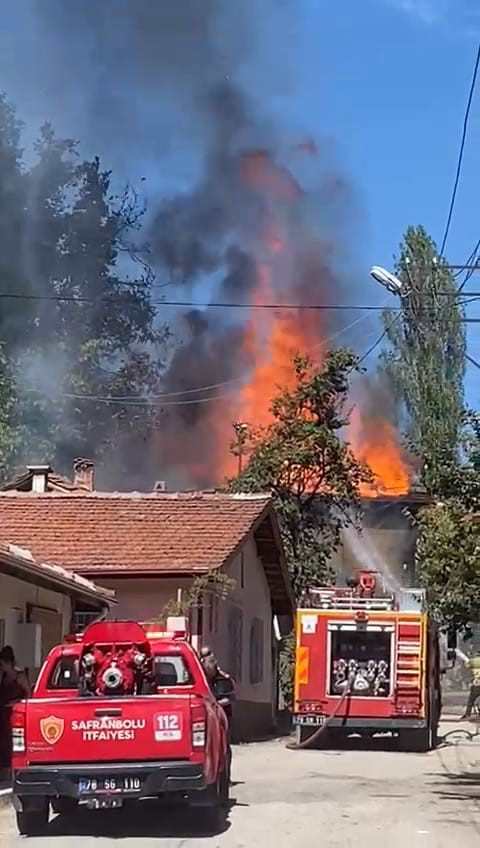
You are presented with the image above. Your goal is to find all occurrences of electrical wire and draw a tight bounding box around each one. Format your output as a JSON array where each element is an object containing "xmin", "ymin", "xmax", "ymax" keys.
[
  {"xmin": 466, "ymin": 353, "xmax": 480, "ymax": 370},
  {"xmin": 0, "ymin": 291, "xmax": 393, "ymax": 311},
  {"xmin": 23, "ymin": 308, "xmax": 396, "ymax": 408},
  {"xmin": 440, "ymin": 40, "xmax": 480, "ymax": 256},
  {"xmin": 352, "ymin": 314, "xmax": 401, "ymax": 372}
]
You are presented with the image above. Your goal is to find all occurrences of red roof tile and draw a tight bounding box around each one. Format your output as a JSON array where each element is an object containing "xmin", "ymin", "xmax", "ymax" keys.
[{"xmin": 0, "ymin": 491, "xmax": 274, "ymax": 576}]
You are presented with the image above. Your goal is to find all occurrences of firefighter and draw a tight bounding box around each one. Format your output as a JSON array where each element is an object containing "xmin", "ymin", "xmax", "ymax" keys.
[
  {"xmin": 200, "ymin": 646, "xmax": 235, "ymax": 776},
  {"xmin": 0, "ymin": 646, "xmax": 29, "ymax": 779},
  {"xmin": 455, "ymin": 647, "xmax": 480, "ymax": 720}
]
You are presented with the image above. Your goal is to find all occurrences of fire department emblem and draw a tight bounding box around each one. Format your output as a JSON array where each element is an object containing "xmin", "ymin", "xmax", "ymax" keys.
[{"xmin": 40, "ymin": 715, "xmax": 65, "ymax": 745}]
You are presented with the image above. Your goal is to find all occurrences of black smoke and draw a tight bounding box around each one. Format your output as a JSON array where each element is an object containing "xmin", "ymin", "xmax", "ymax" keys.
[{"xmin": 0, "ymin": 1, "xmax": 367, "ymax": 488}]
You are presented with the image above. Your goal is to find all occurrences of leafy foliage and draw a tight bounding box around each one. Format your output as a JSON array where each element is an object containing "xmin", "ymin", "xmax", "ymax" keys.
[
  {"xmin": 381, "ymin": 226, "xmax": 466, "ymax": 494},
  {"xmin": 415, "ymin": 506, "xmax": 480, "ymax": 629},
  {"xmin": 413, "ymin": 411, "xmax": 480, "ymax": 629},
  {"xmin": 0, "ymin": 96, "xmax": 169, "ymax": 484},
  {"xmin": 158, "ymin": 572, "xmax": 236, "ymax": 619},
  {"xmin": 229, "ymin": 351, "xmax": 372, "ymax": 600}
]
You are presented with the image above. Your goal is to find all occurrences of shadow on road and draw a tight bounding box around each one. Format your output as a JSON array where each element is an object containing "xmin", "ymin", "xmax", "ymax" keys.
[
  {"xmin": 294, "ymin": 734, "xmax": 415, "ymax": 753},
  {"xmin": 35, "ymin": 799, "xmax": 236, "ymax": 840},
  {"xmin": 428, "ymin": 758, "xmax": 480, "ymax": 835}
]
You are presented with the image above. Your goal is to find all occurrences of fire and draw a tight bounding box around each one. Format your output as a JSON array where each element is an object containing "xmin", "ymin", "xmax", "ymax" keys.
[
  {"xmin": 348, "ymin": 405, "xmax": 410, "ymax": 497},
  {"xmin": 213, "ymin": 148, "xmax": 411, "ymax": 496}
]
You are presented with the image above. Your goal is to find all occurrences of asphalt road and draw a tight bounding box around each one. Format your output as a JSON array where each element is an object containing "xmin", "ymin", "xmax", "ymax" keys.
[{"xmin": 0, "ymin": 720, "xmax": 478, "ymax": 847}]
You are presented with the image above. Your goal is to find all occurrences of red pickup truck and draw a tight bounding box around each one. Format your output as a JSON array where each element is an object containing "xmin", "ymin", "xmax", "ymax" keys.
[{"xmin": 10, "ymin": 620, "xmax": 230, "ymax": 836}]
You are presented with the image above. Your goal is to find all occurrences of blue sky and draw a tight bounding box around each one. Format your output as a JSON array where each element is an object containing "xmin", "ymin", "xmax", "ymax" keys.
[
  {"xmin": 295, "ymin": 0, "xmax": 480, "ymax": 399},
  {"xmin": 0, "ymin": 0, "xmax": 479, "ymax": 401}
]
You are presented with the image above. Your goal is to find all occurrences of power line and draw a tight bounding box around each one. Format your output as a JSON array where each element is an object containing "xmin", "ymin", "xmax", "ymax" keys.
[
  {"xmin": 440, "ymin": 40, "xmax": 480, "ymax": 256},
  {"xmin": 63, "ymin": 391, "xmax": 234, "ymax": 408},
  {"xmin": 22, "ymin": 313, "xmax": 382, "ymax": 405},
  {"xmin": 353, "ymin": 314, "xmax": 401, "ymax": 371},
  {"xmin": 0, "ymin": 289, "xmax": 477, "ymax": 311},
  {"xmin": 466, "ymin": 353, "xmax": 480, "ymax": 370},
  {"xmin": 0, "ymin": 291, "xmax": 393, "ymax": 311}
]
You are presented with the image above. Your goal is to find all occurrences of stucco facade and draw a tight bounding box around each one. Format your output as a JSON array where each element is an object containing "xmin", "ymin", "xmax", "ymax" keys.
[{"xmin": 101, "ymin": 533, "xmax": 281, "ymax": 739}]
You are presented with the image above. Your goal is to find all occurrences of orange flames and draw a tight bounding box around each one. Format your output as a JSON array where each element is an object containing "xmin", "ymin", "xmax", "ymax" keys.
[
  {"xmin": 348, "ymin": 406, "xmax": 410, "ymax": 497},
  {"xmin": 213, "ymin": 149, "xmax": 411, "ymax": 496}
]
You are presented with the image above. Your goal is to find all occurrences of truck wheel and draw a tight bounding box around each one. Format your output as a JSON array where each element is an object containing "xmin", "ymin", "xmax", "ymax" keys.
[
  {"xmin": 219, "ymin": 766, "xmax": 229, "ymax": 807},
  {"xmin": 16, "ymin": 803, "xmax": 49, "ymax": 836},
  {"xmin": 400, "ymin": 727, "xmax": 432, "ymax": 753},
  {"xmin": 199, "ymin": 774, "xmax": 227, "ymax": 833}
]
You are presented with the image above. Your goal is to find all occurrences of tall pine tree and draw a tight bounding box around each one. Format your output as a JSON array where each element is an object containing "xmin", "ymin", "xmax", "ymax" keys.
[{"xmin": 381, "ymin": 226, "xmax": 466, "ymax": 494}]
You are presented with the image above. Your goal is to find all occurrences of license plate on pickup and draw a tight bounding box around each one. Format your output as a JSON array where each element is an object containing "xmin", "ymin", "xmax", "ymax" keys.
[
  {"xmin": 293, "ymin": 714, "xmax": 325, "ymax": 727},
  {"xmin": 78, "ymin": 776, "xmax": 142, "ymax": 795}
]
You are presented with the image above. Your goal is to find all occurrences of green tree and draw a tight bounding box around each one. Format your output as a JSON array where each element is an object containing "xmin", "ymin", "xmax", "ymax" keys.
[
  {"xmin": 0, "ymin": 100, "xmax": 168, "ymax": 483},
  {"xmin": 229, "ymin": 351, "xmax": 372, "ymax": 600},
  {"xmin": 414, "ymin": 412, "xmax": 480, "ymax": 629},
  {"xmin": 381, "ymin": 226, "xmax": 466, "ymax": 494}
]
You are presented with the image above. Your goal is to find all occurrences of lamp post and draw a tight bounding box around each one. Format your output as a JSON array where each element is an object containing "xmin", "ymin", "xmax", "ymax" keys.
[{"xmin": 232, "ymin": 421, "xmax": 248, "ymax": 475}]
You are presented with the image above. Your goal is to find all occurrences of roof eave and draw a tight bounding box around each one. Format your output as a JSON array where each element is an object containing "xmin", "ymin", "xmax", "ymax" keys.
[{"xmin": 0, "ymin": 550, "xmax": 115, "ymax": 606}]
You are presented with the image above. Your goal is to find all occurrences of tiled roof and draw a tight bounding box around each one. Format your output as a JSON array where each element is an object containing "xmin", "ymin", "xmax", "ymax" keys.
[{"xmin": 0, "ymin": 491, "xmax": 274, "ymax": 576}]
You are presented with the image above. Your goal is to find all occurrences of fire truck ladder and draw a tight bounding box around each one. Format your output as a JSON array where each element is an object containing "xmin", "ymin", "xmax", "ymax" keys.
[
  {"xmin": 394, "ymin": 620, "xmax": 423, "ymax": 713},
  {"xmin": 306, "ymin": 588, "xmax": 395, "ymax": 612}
]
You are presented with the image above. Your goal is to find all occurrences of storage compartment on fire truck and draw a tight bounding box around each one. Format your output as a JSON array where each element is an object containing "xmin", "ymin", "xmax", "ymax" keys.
[{"xmin": 328, "ymin": 625, "xmax": 393, "ymax": 697}]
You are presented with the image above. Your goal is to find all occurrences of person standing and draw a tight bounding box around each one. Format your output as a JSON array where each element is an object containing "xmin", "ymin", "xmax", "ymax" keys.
[
  {"xmin": 200, "ymin": 646, "xmax": 235, "ymax": 777},
  {"xmin": 0, "ymin": 646, "xmax": 30, "ymax": 779},
  {"xmin": 455, "ymin": 647, "xmax": 480, "ymax": 720}
]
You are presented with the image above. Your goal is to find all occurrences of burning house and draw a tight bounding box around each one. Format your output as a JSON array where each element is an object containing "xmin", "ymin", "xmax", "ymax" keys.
[{"xmin": 330, "ymin": 492, "xmax": 430, "ymax": 593}]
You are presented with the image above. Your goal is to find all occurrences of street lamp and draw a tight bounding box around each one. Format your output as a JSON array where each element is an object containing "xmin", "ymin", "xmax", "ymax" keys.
[{"xmin": 370, "ymin": 265, "xmax": 404, "ymax": 296}]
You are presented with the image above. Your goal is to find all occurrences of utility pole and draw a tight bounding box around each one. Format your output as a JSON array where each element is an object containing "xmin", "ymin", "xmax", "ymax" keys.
[{"xmin": 232, "ymin": 422, "xmax": 248, "ymax": 475}]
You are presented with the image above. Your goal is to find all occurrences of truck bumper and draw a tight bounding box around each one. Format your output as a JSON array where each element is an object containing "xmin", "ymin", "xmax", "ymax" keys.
[
  {"xmin": 294, "ymin": 715, "xmax": 427, "ymax": 730},
  {"xmin": 13, "ymin": 761, "xmax": 206, "ymax": 805},
  {"xmin": 327, "ymin": 717, "xmax": 428, "ymax": 730}
]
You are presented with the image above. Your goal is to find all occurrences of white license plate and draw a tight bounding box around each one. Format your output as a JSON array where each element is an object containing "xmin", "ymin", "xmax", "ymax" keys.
[
  {"xmin": 294, "ymin": 714, "xmax": 325, "ymax": 726},
  {"xmin": 78, "ymin": 776, "xmax": 141, "ymax": 795}
]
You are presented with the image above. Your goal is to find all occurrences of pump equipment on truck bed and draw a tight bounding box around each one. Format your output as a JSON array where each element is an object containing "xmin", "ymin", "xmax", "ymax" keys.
[
  {"xmin": 10, "ymin": 617, "xmax": 230, "ymax": 836},
  {"xmin": 293, "ymin": 570, "xmax": 454, "ymax": 750}
]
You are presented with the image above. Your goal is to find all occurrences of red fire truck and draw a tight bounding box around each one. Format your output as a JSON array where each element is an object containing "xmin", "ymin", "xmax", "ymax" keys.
[
  {"xmin": 293, "ymin": 571, "xmax": 448, "ymax": 751},
  {"xmin": 10, "ymin": 618, "xmax": 230, "ymax": 836}
]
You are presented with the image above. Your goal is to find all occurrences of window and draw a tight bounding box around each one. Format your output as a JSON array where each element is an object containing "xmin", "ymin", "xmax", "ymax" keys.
[
  {"xmin": 228, "ymin": 606, "xmax": 243, "ymax": 682},
  {"xmin": 73, "ymin": 610, "xmax": 101, "ymax": 633},
  {"xmin": 48, "ymin": 656, "xmax": 80, "ymax": 690},
  {"xmin": 47, "ymin": 653, "xmax": 193, "ymax": 691},
  {"xmin": 240, "ymin": 552, "xmax": 245, "ymax": 589},
  {"xmin": 152, "ymin": 654, "xmax": 192, "ymax": 687},
  {"xmin": 249, "ymin": 618, "xmax": 264, "ymax": 684}
]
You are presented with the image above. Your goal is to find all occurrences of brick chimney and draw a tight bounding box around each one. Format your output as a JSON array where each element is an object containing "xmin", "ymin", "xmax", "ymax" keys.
[
  {"xmin": 73, "ymin": 458, "xmax": 95, "ymax": 491},
  {"xmin": 26, "ymin": 465, "xmax": 51, "ymax": 493}
]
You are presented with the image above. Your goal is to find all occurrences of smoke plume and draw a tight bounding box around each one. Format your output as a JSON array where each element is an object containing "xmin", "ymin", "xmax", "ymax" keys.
[{"xmin": 0, "ymin": 1, "xmax": 373, "ymax": 489}]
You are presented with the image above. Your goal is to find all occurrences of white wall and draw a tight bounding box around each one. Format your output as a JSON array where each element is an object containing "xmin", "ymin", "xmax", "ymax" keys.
[
  {"xmin": 100, "ymin": 577, "xmax": 193, "ymax": 622},
  {"xmin": 98, "ymin": 539, "xmax": 275, "ymax": 709},
  {"xmin": 0, "ymin": 572, "xmax": 72, "ymax": 671},
  {"xmin": 206, "ymin": 535, "xmax": 274, "ymax": 707}
]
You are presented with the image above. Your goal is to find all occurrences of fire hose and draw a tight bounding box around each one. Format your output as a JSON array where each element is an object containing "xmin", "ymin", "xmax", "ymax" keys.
[{"xmin": 287, "ymin": 671, "xmax": 355, "ymax": 751}]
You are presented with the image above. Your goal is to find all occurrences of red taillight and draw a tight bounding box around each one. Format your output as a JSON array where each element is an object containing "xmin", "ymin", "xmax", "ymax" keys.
[
  {"xmin": 11, "ymin": 709, "xmax": 26, "ymax": 754},
  {"xmin": 190, "ymin": 702, "xmax": 206, "ymax": 749}
]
